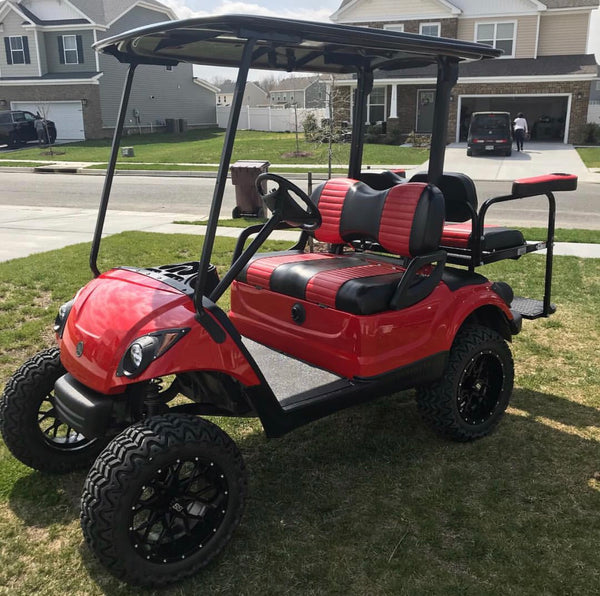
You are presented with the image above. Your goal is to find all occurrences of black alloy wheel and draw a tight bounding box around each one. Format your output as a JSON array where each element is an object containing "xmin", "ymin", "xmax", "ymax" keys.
[
  {"xmin": 457, "ymin": 349, "xmax": 505, "ymax": 425},
  {"xmin": 81, "ymin": 414, "xmax": 247, "ymax": 586},
  {"xmin": 0, "ymin": 347, "xmax": 106, "ymax": 473},
  {"xmin": 130, "ymin": 454, "xmax": 229, "ymax": 564},
  {"xmin": 416, "ymin": 325, "xmax": 514, "ymax": 441}
]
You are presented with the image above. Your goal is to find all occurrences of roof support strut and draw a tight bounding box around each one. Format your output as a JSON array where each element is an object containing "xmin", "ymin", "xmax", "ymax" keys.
[
  {"xmin": 195, "ymin": 37, "xmax": 256, "ymax": 317},
  {"xmin": 90, "ymin": 62, "xmax": 137, "ymax": 277},
  {"xmin": 427, "ymin": 56, "xmax": 458, "ymax": 187},
  {"xmin": 348, "ymin": 66, "xmax": 373, "ymax": 179}
]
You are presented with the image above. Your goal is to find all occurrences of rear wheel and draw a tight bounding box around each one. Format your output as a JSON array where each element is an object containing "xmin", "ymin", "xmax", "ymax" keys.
[
  {"xmin": 466, "ymin": 147, "xmax": 473, "ymax": 156},
  {"xmin": 416, "ymin": 325, "xmax": 514, "ymax": 441},
  {"xmin": 8, "ymin": 132, "xmax": 20, "ymax": 148},
  {"xmin": 0, "ymin": 347, "xmax": 106, "ymax": 473},
  {"xmin": 81, "ymin": 414, "xmax": 247, "ymax": 587}
]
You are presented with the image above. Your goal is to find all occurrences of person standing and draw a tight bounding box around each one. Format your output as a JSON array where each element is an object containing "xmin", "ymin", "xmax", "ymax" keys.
[
  {"xmin": 34, "ymin": 116, "xmax": 47, "ymax": 145},
  {"xmin": 513, "ymin": 112, "xmax": 528, "ymax": 152}
]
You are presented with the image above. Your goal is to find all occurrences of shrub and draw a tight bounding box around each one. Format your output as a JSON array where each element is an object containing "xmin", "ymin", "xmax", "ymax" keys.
[
  {"xmin": 303, "ymin": 113, "xmax": 319, "ymax": 142},
  {"xmin": 581, "ymin": 122, "xmax": 600, "ymax": 145}
]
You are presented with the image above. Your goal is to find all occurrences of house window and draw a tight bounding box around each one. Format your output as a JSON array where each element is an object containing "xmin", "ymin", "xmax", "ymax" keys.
[
  {"xmin": 4, "ymin": 35, "xmax": 30, "ymax": 65},
  {"xmin": 596, "ymin": 80, "xmax": 600, "ymax": 92},
  {"xmin": 420, "ymin": 22, "xmax": 440, "ymax": 37},
  {"xmin": 476, "ymin": 22, "xmax": 515, "ymax": 57},
  {"xmin": 58, "ymin": 35, "xmax": 83, "ymax": 65},
  {"xmin": 384, "ymin": 24, "xmax": 404, "ymax": 32},
  {"xmin": 368, "ymin": 87, "xmax": 386, "ymax": 124}
]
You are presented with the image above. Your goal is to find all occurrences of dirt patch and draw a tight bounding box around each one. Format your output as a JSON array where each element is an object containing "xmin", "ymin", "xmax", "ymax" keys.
[{"xmin": 281, "ymin": 151, "xmax": 313, "ymax": 158}]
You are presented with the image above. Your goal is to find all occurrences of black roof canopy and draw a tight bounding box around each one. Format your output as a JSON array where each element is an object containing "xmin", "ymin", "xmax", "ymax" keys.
[{"xmin": 94, "ymin": 15, "xmax": 502, "ymax": 73}]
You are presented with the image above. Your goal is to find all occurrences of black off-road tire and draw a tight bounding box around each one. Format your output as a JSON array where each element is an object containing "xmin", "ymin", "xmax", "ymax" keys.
[
  {"xmin": 81, "ymin": 414, "xmax": 247, "ymax": 587},
  {"xmin": 0, "ymin": 347, "xmax": 106, "ymax": 473},
  {"xmin": 416, "ymin": 325, "xmax": 514, "ymax": 441}
]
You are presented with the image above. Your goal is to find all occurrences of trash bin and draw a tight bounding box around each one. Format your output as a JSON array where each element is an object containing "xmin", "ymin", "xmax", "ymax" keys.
[
  {"xmin": 165, "ymin": 118, "xmax": 177, "ymax": 133},
  {"xmin": 178, "ymin": 118, "xmax": 188, "ymax": 133},
  {"xmin": 230, "ymin": 160, "xmax": 270, "ymax": 218}
]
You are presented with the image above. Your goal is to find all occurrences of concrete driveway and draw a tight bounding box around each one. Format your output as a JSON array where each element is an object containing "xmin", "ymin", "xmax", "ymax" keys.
[{"xmin": 412, "ymin": 141, "xmax": 596, "ymax": 183}]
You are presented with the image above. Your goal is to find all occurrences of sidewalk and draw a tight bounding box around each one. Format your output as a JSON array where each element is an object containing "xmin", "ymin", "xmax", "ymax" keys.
[{"xmin": 1, "ymin": 204, "xmax": 598, "ymax": 262}]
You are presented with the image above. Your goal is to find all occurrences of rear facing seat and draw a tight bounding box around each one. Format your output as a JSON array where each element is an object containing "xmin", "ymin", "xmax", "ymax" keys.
[
  {"xmin": 408, "ymin": 172, "xmax": 525, "ymax": 253},
  {"xmin": 237, "ymin": 179, "xmax": 445, "ymax": 315}
]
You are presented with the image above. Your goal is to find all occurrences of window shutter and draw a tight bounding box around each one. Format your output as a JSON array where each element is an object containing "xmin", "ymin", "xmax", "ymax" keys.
[
  {"xmin": 76, "ymin": 35, "xmax": 84, "ymax": 64},
  {"xmin": 22, "ymin": 36, "xmax": 30, "ymax": 64},
  {"xmin": 4, "ymin": 37, "xmax": 12, "ymax": 65},
  {"xmin": 58, "ymin": 36, "xmax": 65, "ymax": 64}
]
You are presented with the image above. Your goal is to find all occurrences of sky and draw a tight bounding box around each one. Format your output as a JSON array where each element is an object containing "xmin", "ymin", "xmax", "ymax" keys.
[{"xmin": 157, "ymin": 1, "xmax": 600, "ymax": 81}]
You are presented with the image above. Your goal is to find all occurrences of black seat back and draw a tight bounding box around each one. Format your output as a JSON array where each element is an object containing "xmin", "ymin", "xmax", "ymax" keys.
[{"xmin": 409, "ymin": 172, "xmax": 477, "ymax": 222}]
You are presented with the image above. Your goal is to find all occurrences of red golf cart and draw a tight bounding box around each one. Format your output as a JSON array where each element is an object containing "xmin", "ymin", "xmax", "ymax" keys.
[{"xmin": 0, "ymin": 16, "xmax": 577, "ymax": 586}]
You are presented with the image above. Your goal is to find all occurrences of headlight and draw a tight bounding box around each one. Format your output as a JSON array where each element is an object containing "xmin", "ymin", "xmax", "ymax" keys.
[
  {"xmin": 118, "ymin": 328, "xmax": 190, "ymax": 378},
  {"xmin": 53, "ymin": 299, "xmax": 75, "ymax": 337}
]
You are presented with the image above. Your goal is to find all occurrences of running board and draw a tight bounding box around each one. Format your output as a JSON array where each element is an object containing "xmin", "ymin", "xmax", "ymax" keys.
[{"xmin": 511, "ymin": 296, "xmax": 556, "ymax": 319}]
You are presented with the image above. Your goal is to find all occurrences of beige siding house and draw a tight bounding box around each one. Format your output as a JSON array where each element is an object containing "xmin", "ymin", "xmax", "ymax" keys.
[{"xmin": 331, "ymin": 0, "xmax": 599, "ymax": 143}]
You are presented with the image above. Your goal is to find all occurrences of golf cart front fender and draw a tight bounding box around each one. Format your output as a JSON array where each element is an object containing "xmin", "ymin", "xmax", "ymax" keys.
[{"xmin": 59, "ymin": 268, "xmax": 260, "ymax": 394}]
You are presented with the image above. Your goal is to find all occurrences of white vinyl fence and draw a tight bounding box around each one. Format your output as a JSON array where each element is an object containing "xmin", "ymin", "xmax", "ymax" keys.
[{"xmin": 217, "ymin": 106, "xmax": 328, "ymax": 132}]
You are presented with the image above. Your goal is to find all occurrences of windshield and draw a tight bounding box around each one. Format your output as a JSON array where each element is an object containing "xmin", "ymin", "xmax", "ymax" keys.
[{"xmin": 470, "ymin": 114, "xmax": 510, "ymax": 135}]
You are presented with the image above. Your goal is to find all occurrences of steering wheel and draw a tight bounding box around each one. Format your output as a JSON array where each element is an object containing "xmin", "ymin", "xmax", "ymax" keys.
[{"xmin": 256, "ymin": 173, "xmax": 322, "ymax": 231}]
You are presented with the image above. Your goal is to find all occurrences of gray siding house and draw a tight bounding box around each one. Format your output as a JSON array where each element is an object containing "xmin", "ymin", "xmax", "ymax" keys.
[
  {"xmin": 0, "ymin": 0, "xmax": 217, "ymax": 140},
  {"xmin": 269, "ymin": 76, "xmax": 328, "ymax": 108},
  {"xmin": 216, "ymin": 81, "xmax": 269, "ymax": 107}
]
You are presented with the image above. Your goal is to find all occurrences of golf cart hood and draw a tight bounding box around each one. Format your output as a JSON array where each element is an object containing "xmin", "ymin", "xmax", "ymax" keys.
[{"xmin": 59, "ymin": 268, "xmax": 259, "ymax": 393}]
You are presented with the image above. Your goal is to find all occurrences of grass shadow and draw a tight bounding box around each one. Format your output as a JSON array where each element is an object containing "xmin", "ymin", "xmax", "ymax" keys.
[{"xmin": 67, "ymin": 386, "xmax": 600, "ymax": 594}]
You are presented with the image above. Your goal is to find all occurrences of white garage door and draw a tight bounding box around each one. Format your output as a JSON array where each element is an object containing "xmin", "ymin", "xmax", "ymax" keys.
[{"xmin": 11, "ymin": 101, "xmax": 85, "ymax": 141}]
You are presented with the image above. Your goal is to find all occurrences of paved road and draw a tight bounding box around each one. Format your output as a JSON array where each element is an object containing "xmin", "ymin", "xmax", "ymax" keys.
[{"xmin": 0, "ymin": 170, "xmax": 598, "ymax": 230}]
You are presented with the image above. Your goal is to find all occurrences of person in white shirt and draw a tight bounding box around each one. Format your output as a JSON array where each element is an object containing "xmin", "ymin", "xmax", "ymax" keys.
[{"xmin": 513, "ymin": 112, "xmax": 528, "ymax": 152}]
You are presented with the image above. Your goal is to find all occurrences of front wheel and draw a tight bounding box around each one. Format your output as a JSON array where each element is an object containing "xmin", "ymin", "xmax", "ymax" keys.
[
  {"xmin": 81, "ymin": 414, "xmax": 247, "ymax": 587},
  {"xmin": 0, "ymin": 347, "xmax": 106, "ymax": 473},
  {"xmin": 416, "ymin": 325, "xmax": 514, "ymax": 441}
]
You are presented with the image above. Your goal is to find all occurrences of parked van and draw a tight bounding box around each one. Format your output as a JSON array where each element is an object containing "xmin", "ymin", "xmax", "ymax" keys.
[{"xmin": 467, "ymin": 112, "xmax": 512, "ymax": 157}]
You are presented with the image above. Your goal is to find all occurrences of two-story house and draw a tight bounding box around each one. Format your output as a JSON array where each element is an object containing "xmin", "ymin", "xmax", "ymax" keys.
[
  {"xmin": 216, "ymin": 80, "xmax": 269, "ymax": 107},
  {"xmin": 269, "ymin": 76, "xmax": 328, "ymax": 108},
  {"xmin": 0, "ymin": 0, "xmax": 217, "ymax": 141},
  {"xmin": 331, "ymin": 0, "xmax": 599, "ymax": 143}
]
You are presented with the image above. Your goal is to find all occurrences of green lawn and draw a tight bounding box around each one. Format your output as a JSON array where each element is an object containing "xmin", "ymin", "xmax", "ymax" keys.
[
  {"xmin": 4, "ymin": 128, "xmax": 428, "ymax": 168},
  {"xmin": 576, "ymin": 147, "xmax": 600, "ymax": 168},
  {"xmin": 173, "ymin": 220, "xmax": 600, "ymax": 244},
  {"xmin": 0, "ymin": 233, "xmax": 599, "ymax": 595}
]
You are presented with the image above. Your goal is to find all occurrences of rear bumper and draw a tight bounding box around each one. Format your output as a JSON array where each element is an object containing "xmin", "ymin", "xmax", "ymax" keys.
[{"xmin": 54, "ymin": 374, "xmax": 115, "ymax": 438}]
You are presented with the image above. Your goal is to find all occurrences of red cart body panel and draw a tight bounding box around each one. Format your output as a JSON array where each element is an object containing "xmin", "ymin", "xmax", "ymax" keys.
[{"xmin": 59, "ymin": 269, "xmax": 260, "ymax": 394}]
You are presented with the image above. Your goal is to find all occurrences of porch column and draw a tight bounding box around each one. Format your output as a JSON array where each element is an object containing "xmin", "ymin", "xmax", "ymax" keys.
[{"xmin": 389, "ymin": 84, "xmax": 398, "ymax": 119}]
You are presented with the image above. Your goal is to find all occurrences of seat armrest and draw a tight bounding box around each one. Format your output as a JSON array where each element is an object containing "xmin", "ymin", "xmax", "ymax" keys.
[
  {"xmin": 390, "ymin": 250, "xmax": 446, "ymax": 310},
  {"xmin": 511, "ymin": 173, "xmax": 577, "ymax": 198}
]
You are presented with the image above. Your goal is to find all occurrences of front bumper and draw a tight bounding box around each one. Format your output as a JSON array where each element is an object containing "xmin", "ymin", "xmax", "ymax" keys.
[{"xmin": 54, "ymin": 374, "xmax": 116, "ymax": 439}]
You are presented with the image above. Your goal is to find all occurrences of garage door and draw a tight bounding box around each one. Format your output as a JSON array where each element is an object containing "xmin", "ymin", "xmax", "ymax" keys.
[
  {"xmin": 458, "ymin": 95, "xmax": 569, "ymax": 143},
  {"xmin": 10, "ymin": 101, "xmax": 85, "ymax": 141}
]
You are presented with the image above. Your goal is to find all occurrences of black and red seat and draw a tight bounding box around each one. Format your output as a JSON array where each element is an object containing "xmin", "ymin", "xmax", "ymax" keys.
[
  {"xmin": 236, "ymin": 179, "xmax": 445, "ymax": 315},
  {"xmin": 408, "ymin": 172, "xmax": 525, "ymax": 253}
]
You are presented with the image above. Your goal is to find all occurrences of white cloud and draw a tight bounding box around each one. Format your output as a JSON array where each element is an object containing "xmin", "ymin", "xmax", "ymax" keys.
[{"xmin": 158, "ymin": 0, "xmax": 332, "ymax": 22}]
